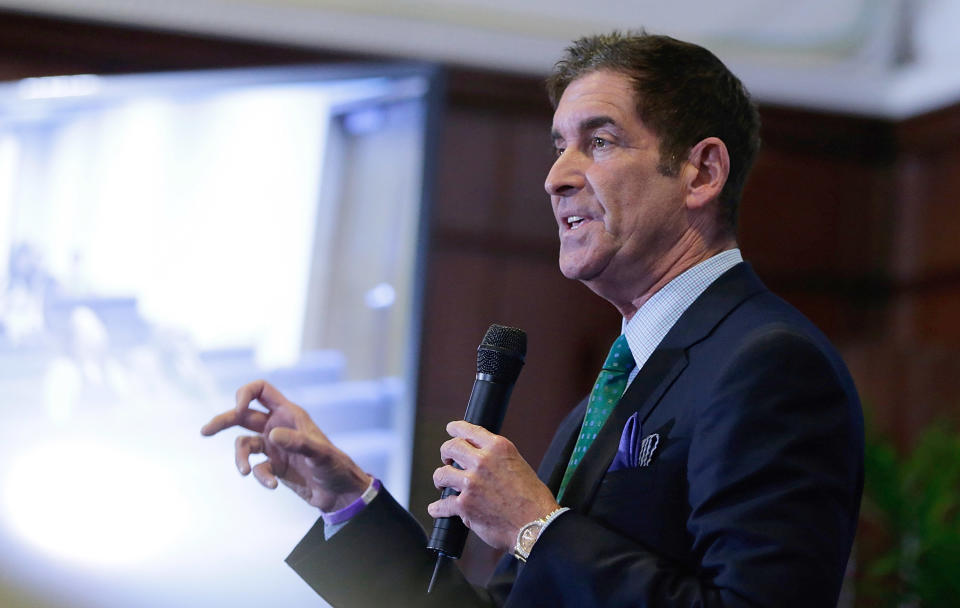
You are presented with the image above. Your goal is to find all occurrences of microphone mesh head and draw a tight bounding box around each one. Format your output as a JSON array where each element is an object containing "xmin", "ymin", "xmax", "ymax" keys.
[
  {"xmin": 482, "ymin": 324, "xmax": 527, "ymax": 356},
  {"xmin": 476, "ymin": 324, "xmax": 526, "ymax": 379}
]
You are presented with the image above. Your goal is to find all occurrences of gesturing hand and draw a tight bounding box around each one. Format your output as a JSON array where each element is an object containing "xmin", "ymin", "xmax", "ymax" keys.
[
  {"xmin": 200, "ymin": 379, "xmax": 371, "ymax": 512},
  {"xmin": 427, "ymin": 421, "xmax": 560, "ymax": 552}
]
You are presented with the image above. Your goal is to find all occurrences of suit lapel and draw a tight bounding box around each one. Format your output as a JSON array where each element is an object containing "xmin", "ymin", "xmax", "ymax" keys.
[
  {"xmin": 537, "ymin": 397, "xmax": 588, "ymax": 494},
  {"xmin": 558, "ymin": 348, "xmax": 686, "ymax": 510},
  {"xmin": 556, "ymin": 262, "xmax": 768, "ymax": 511}
]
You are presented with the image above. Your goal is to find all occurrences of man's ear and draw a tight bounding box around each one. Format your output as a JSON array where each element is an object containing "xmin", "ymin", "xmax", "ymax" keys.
[{"xmin": 682, "ymin": 137, "xmax": 729, "ymax": 210}]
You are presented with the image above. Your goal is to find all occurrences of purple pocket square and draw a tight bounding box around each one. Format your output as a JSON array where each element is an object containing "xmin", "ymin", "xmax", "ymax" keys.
[{"xmin": 609, "ymin": 413, "xmax": 659, "ymax": 472}]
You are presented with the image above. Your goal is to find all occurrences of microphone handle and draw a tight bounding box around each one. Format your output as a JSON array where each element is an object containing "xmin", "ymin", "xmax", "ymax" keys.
[
  {"xmin": 426, "ymin": 374, "xmax": 514, "ymax": 559},
  {"xmin": 463, "ymin": 372, "xmax": 514, "ymax": 431}
]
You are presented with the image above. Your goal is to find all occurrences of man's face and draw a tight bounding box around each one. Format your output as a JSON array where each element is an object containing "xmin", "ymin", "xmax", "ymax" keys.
[{"xmin": 546, "ymin": 70, "xmax": 687, "ymax": 295}]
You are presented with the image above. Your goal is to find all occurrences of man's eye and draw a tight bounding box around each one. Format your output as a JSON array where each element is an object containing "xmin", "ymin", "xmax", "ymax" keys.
[
  {"xmin": 592, "ymin": 137, "xmax": 609, "ymax": 150},
  {"xmin": 553, "ymin": 146, "xmax": 566, "ymax": 158}
]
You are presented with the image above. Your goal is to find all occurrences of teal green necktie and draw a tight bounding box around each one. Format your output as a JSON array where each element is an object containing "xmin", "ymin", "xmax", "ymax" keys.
[{"xmin": 557, "ymin": 334, "xmax": 635, "ymax": 502}]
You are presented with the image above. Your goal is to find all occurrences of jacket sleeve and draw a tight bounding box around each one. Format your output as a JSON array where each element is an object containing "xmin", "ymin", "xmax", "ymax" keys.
[
  {"xmin": 509, "ymin": 327, "xmax": 863, "ymax": 607},
  {"xmin": 285, "ymin": 488, "xmax": 504, "ymax": 608}
]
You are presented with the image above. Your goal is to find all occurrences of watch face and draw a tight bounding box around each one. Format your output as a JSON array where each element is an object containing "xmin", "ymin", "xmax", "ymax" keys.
[{"xmin": 519, "ymin": 523, "xmax": 541, "ymax": 552}]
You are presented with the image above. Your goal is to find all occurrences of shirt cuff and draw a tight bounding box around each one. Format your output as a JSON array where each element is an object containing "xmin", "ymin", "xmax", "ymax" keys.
[{"xmin": 321, "ymin": 477, "xmax": 380, "ymax": 539}]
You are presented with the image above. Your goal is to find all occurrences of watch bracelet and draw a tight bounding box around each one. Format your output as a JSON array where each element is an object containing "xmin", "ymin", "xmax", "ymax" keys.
[{"xmin": 513, "ymin": 506, "xmax": 570, "ymax": 562}]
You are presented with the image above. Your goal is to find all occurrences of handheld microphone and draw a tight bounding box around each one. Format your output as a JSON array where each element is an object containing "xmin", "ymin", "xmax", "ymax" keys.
[{"xmin": 426, "ymin": 323, "xmax": 526, "ymax": 593}]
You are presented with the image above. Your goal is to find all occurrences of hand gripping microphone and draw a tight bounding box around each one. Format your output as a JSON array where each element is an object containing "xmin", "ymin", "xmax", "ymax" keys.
[{"xmin": 426, "ymin": 324, "xmax": 526, "ymax": 593}]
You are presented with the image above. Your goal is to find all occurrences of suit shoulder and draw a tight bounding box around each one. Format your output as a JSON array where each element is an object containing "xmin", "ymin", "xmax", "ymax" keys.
[
  {"xmin": 698, "ymin": 289, "xmax": 858, "ymax": 398},
  {"xmin": 722, "ymin": 290, "xmax": 839, "ymax": 353}
]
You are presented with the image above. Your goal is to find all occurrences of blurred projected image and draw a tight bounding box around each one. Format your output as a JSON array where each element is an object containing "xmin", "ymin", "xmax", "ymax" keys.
[{"xmin": 0, "ymin": 66, "xmax": 435, "ymax": 608}]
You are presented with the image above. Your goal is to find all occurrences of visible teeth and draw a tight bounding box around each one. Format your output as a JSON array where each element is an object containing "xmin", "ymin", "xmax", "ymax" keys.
[{"xmin": 567, "ymin": 216, "xmax": 584, "ymax": 228}]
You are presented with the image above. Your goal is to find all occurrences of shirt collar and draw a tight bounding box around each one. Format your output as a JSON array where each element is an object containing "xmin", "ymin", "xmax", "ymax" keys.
[{"xmin": 622, "ymin": 248, "xmax": 743, "ymax": 379}]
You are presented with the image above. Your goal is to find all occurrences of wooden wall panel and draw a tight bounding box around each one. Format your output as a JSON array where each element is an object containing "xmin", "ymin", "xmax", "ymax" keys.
[
  {"xmin": 904, "ymin": 285, "xmax": 960, "ymax": 345},
  {"xmin": 843, "ymin": 340, "xmax": 960, "ymax": 446},
  {"xmin": 430, "ymin": 107, "xmax": 559, "ymax": 253},
  {"xmin": 893, "ymin": 149, "xmax": 960, "ymax": 279},
  {"xmin": 500, "ymin": 117, "xmax": 560, "ymax": 246},
  {"xmin": 0, "ymin": 11, "xmax": 351, "ymax": 76},
  {"xmin": 740, "ymin": 149, "xmax": 895, "ymax": 279},
  {"xmin": 431, "ymin": 107, "xmax": 505, "ymax": 236}
]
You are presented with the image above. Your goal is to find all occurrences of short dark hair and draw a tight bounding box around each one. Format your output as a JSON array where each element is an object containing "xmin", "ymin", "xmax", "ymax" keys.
[{"xmin": 546, "ymin": 31, "xmax": 761, "ymax": 232}]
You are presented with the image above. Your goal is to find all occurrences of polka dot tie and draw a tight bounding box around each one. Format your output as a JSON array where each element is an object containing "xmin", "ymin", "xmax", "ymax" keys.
[{"xmin": 557, "ymin": 334, "xmax": 635, "ymax": 502}]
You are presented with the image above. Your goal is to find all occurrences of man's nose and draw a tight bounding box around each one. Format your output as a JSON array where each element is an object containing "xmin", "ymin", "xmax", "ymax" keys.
[{"xmin": 544, "ymin": 149, "xmax": 586, "ymax": 197}]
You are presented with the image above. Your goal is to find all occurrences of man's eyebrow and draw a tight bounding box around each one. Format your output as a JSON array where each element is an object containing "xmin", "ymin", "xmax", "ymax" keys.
[
  {"xmin": 551, "ymin": 115, "xmax": 619, "ymax": 143},
  {"xmin": 580, "ymin": 115, "xmax": 617, "ymax": 131}
]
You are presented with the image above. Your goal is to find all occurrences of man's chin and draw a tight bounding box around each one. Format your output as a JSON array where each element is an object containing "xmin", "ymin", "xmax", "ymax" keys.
[{"xmin": 558, "ymin": 257, "xmax": 605, "ymax": 283}]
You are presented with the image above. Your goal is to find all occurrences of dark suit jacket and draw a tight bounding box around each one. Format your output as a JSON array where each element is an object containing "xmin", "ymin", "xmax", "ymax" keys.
[{"xmin": 286, "ymin": 263, "xmax": 864, "ymax": 607}]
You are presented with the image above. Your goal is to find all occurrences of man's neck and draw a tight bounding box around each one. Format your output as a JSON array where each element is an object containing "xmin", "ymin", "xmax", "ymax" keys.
[{"xmin": 600, "ymin": 236, "xmax": 738, "ymax": 321}]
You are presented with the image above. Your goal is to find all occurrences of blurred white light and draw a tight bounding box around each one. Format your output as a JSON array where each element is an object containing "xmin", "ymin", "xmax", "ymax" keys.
[
  {"xmin": 3, "ymin": 439, "xmax": 189, "ymax": 568},
  {"xmin": 42, "ymin": 357, "xmax": 82, "ymax": 424},
  {"xmin": 17, "ymin": 75, "xmax": 101, "ymax": 100},
  {"xmin": 343, "ymin": 107, "xmax": 386, "ymax": 135},
  {"xmin": 364, "ymin": 282, "xmax": 396, "ymax": 309}
]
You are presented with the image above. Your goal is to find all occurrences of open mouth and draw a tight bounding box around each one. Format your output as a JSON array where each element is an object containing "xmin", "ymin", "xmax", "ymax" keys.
[{"xmin": 565, "ymin": 215, "xmax": 587, "ymax": 230}]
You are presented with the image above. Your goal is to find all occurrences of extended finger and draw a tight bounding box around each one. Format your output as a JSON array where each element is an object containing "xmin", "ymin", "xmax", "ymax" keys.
[
  {"xmin": 235, "ymin": 435, "xmax": 265, "ymax": 475},
  {"xmin": 252, "ymin": 460, "xmax": 279, "ymax": 489},
  {"xmin": 200, "ymin": 409, "xmax": 238, "ymax": 436},
  {"xmin": 235, "ymin": 379, "xmax": 290, "ymax": 414},
  {"xmin": 200, "ymin": 407, "xmax": 269, "ymax": 436}
]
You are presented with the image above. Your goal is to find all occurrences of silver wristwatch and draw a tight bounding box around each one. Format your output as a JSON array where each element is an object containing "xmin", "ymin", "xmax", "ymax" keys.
[{"xmin": 513, "ymin": 507, "xmax": 570, "ymax": 562}]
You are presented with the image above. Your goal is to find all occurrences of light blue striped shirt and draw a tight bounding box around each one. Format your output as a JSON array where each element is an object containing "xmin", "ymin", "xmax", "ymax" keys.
[{"xmin": 623, "ymin": 249, "xmax": 743, "ymax": 387}]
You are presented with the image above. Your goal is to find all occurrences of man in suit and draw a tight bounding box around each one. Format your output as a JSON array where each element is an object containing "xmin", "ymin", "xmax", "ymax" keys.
[{"xmin": 202, "ymin": 32, "xmax": 863, "ymax": 607}]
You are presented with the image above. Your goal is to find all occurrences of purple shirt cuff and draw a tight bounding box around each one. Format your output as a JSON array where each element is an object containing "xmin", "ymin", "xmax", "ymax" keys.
[{"xmin": 321, "ymin": 478, "xmax": 381, "ymax": 526}]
